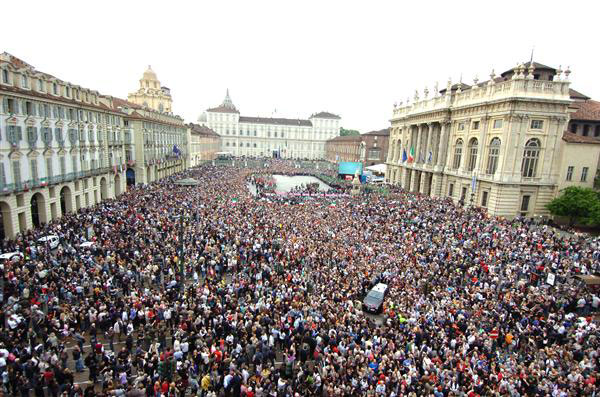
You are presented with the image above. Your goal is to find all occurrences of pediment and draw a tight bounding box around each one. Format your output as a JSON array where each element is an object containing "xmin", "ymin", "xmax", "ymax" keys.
[
  {"xmin": 24, "ymin": 116, "xmax": 37, "ymax": 126},
  {"xmin": 4, "ymin": 115, "xmax": 18, "ymax": 124},
  {"xmin": 55, "ymin": 120, "xmax": 65, "ymax": 128},
  {"xmin": 41, "ymin": 119, "xmax": 51, "ymax": 127},
  {"xmin": 8, "ymin": 150, "xmax": 23, "ymax": 160},
  {"xmin": 27, "ymin": 150, "xmax": 40, "ymax": 158},
  {"xmin": 57, "ymin": 148, "xmax": 67, "ymax": 156},
  {"xmin": 43, "ymin": 148, "xmax": 55, "ymax": 157}
]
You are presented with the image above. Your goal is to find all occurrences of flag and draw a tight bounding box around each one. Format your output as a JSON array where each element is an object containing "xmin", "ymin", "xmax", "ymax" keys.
[
  {"xmin": 173, "ymin": 145, "xmax": 181, "ymax": 157},
  {"xmin": 427, "ymin": 151, "xmax": 432, "ymax": 163},
  {"xmin": 471, "ymin": 174, "xmax": 477, "ymax": 191},
  {"xmin": 402, "ymin": 149, "xmax": 408, "ymax": 163},
  {"xmin": 408, "ymin": 147, "xmax": 415, "ymax": 163}
]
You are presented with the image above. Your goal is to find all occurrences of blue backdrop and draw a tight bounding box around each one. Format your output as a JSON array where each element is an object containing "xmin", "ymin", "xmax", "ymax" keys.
[{"xmin": 338, "ymin": 162, "xmax": 363, "ymax": 175}]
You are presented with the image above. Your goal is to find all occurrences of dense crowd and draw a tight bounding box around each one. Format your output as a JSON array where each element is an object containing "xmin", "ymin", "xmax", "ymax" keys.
[{"xmin": 0, "ymin": 160, "xmax": 598, "ymax": 397}]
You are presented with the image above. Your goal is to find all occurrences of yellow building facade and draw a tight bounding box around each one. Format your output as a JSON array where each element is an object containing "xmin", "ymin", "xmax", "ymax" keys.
[
  {"xmin": 127, "ymin": 66, "xmax": 173, "ymax": 114},
  {"xmin": 386, "ymin": 62, "xmax": 600, "ymax": 218}
]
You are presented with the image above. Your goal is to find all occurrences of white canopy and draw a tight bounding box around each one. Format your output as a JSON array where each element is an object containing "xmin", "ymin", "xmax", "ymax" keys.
[{"xmin": 365, "ymin": 164, "xmax": 387, "ymax": 174}]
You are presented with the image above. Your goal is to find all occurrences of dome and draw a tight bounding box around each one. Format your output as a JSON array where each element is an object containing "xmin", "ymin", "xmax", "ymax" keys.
[
  {"xmin": 142, "ymin": 65, "xmax": 158, "ymax": 81},
  {"xmin": 197, "ymin": 112, "xmax": 207, "ymax": 123}
]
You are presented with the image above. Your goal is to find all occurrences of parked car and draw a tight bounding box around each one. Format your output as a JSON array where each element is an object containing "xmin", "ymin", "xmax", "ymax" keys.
[
  {"xmin": 0, "ymin": 252, "xmax": 23, "ymax": 264},
  {"xmin": 362, "ymin": 283, "xmax": 388, "ymax": 314},
  {"xmin": 38, "ymin": 235, "xmax": 60, "ymax": 250}
]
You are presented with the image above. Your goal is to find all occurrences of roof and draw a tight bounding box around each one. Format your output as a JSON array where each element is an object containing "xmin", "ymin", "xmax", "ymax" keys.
[
  {"xmin": 439, "ymin": 82, "xmax": 473, "ymax": 94},
  {"xmin": 112, "ymin": 97, "xmax": 144, "ymax": 110},
  {"xmin": 310, "ymin": 111, "xmax": 341, "ymax": 119},
  {"xmin": 188, "ymin": 123, "xmax": 219, "ymax": 136},
  {"xmin": 500, "ymin": 61, "xmax": 556, "ymax": 77},
  {"xmin": 239, "ymin": 116, "xmax": 312, "ymax": 127},
  {"xmin": 569, "ymin": 88, "xmax": 590, "ymax": 101},
  {"xmin": 562, "ymin": 131, "xmax": 600, "ymax": 144},
  {"xmin": 570, "ymin": 100, "xmax": 600, "ymax": 122},
  {"xmin": 364, "ymin": 128, "xmax": 390, "ymax": 136},
  {"xmin": 328, "ymin": 134, "xmax": 361, "ymax": 142},
  {"xmin": 206, "ymin": 105, "xmax": 240, "ymax": 114}
]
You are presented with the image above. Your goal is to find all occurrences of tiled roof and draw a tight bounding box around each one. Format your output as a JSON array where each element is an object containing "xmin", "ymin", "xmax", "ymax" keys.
[
  {"xmin": 239, "ymin": 116, "xmax": 312, "ymax": 127},
  {"xmin": 562, "ymin": 131, "xmax": 600, "ymax": 144},
  {"xmin": 569, "ymin": 88, "xmax": 590, "ymax": 100},
  {"xmin": 0, "ymin": 83, "xmax": 115, "ymax": 113},
  {"xmin": 328, "ymin": 135, "xmax": 361, "ymax": 142},
  {"xmin": 310, "ymin": 111, "xmax": 341, "ymax": 119},
  {"xmin": 364, "ymin": 128, "xmax": 390, "ymax": 136},
  {"xmin": 206, "ymin": 105, "xmax": 240, "ymax": 114},
  {"xmin": 188, "ymin": 123, "xmax": 220, "ymax": 137},
  {"xmin": 500, "ymin": 61, "xmax": 555, "ymax": 77},
  {"xmin": 570, "ymin": 100, "xmax": 600, "ymax": 122}
]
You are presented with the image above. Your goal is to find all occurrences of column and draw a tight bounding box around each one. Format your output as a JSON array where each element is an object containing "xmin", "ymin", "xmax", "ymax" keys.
[
  {"xmin": 425, "ymin": 123, "xmax": 434, "ymax": 167},
  {"xmin": 431, "ymin": 173, "xmax": 442, "ymax": 197},
  {"xmin": 438, "ymin": 121, "xmax": 451, "ymax": 168},
  {"xmin": 410, "ymin": 169, "xmax": 420, "ymax": 192},
  {"xmin": 419, "ymin": 171, "xmax": 428, "ymax": 194},
  {"xmin": 474, "ymin": 116, "xmax": 489, "ymax": 173},
  {"xmin": 415, "ymin": 124, "xmax": 423, "ymax": 164}
]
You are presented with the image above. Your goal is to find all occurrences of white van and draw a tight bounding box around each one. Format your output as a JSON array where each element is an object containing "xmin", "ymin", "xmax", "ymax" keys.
[{"xmin": 38, "ymin": 235, "xmax": 60, "ymax": 250}]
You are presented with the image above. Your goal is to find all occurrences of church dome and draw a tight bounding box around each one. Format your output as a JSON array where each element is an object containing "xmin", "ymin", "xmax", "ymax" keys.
[{"xmin": 143, "ymin": 65, "xmax": 158, "ymax": 81}]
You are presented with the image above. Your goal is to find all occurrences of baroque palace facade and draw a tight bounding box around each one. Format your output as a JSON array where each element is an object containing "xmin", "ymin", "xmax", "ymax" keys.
[
  {"xmin": 0, "ymin": 53, "xmax": 189, "ymax": 239},
  {"xmin": 199, "ymin": 90, "xmax": 341, "ymax": 159},
  {"xmin": 386, "ymin": 62, "xmax": 600, "ymax": 217}
]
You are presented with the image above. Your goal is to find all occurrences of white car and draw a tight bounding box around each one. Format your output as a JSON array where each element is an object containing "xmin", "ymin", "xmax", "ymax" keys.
[
  {"xmin": 79, "ymin": 241, "xmax": 96, "ymax": 250},
  {"xmin": 38, "ymin": 235, "xmax": 60, "ymax": 250},
  {"xmin": 0, "ymin": 252, "xmax": 23, "ymax": 263}
]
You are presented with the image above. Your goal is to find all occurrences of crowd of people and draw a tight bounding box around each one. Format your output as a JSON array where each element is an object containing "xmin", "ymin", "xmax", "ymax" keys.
[{"xmin": 0, "ymin": 160, "xmax": 598, "ymax": 397}]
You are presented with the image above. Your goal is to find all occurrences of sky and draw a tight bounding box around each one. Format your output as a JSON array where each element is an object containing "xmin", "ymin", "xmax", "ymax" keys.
[{"xmin": 2, "ymin": 0, "xmax": 598, "ymax": 132}]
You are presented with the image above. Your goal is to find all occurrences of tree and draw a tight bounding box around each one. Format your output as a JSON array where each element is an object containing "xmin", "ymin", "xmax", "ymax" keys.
[
  {"xmin": 340, "ymin": 127, "xmax": 360, "ymax": 136},
  {"xmin": 546, "ymin": 186, "xmax": 600, "ymax": 226}
]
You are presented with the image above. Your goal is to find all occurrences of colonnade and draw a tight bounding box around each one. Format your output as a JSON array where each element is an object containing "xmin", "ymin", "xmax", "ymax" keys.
[{"xmin": 387, "ymin": 120, "xmax": 451, "ymax": 196}]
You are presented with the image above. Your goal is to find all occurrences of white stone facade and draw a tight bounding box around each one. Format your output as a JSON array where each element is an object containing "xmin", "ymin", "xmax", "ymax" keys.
[
  {"xmin": 200, "ymin": 91, "xmax": 341, "ymax": 159},
  {"xmin": 0, "ymin": 53, "xmax": 128, "ymax": 239},
  {"xmin": 386, "ymin": 62, "xmax": 600, "ymax": 218}
]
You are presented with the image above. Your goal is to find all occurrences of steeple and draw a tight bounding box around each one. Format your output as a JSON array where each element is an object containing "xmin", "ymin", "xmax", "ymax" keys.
[{"xmin": 221, "ymin": 89, "xmax": 236, "ymax": 110}]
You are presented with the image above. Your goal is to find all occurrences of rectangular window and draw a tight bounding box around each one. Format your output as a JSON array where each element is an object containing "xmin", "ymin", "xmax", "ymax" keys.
[
  {"xmin": 53, "ymin": 83, "xmax": 58, "ymax": 95},
  {"xmin": 472, "ymin": 121, "xmax": 480, "ymax": 130},
  {"xmin": 531, "ymin": 119, "xmax": 544, "ymax": 130},
  {"xmin": 570, "ymin": 123, "xmax": 577, "ymax": 133},
  {"xmin": 46, "ymin": 158, "xmax": 53, "ymax": 179},
  {"xmin": 448, "ymin": 183, "xmax": 454, "ymax": 197},
  {"xmin": 1, "ymin": 69, "xmax": 9, "ymax": 84},
  {"xmin": 458, "ymin": 122, "xmax": 465, "ymax": 131},
  {"xmin": 71, "ymin": 156, "xmax": 77, "ymax": 173},
  {"xmin": 566, "ymin": 166, "xmax": 574, "ymax": 181},
  {"xmin": 37, "ymin": 79, "xmax": 44, "ymax": 92},
  {"xmin": 583, "ymin": 125, "xmax": 590, "ymax": 136},
  {"xmin": 581, "ymin": 167, "xmax": 589, "ymax": 182},
  {"xmin": 30, "ymin": 159, "xmax": 38, "ymax": 182},
  {"xmin": 0, "ymin": 163, "xmax": 5, "ymax": 187},
  {"xmin": 493, "ymin": 119, "xmax": 503, "ymax": 129},
  {"xmin": 60, "ymin": 157, "xmax": 66, "ymax": 175},
  {"xmin": 12, "ymin": 160, "xmax": 21, "ymax": 185},
  {"xmin": 21, "ymin": 75, "xmax": 28, "ymax": 88},
  {"xmin": 460, "ymin": 187, "xmax": 467, "ymax": 202},
  {"xmin": 481, "ymin": 191, "xmax": 489, "ymax": 207},
  {"xmin": 520, "ymin": 195, "xmax": 531, "ymax": 212}
]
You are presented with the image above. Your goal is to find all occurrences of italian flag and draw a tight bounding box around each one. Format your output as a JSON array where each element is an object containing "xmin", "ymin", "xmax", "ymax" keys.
[
  {"xmin": 408, "ymin": 147, "xmax": 415, "ymax": 163},
  {"xmin": 232, "ymin": 198, "xmax": 238, "ymax": 204},
  {"xmin": 329, "ymin": 202, "xmax": 337, "ymax": 208}
]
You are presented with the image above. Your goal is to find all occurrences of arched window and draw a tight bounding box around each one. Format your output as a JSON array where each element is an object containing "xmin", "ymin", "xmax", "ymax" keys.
[
  {"xmin": 486, "ymin": 138, "xmax": 501, "ymax": 175},
  {"xmin": 453, "ymin": 139, "xmax": 463, "ymax": 169},
  {"xmin": 467, "ymin": 138, "xmax": 478, "ymax": 171},
  {"xmin": 521, "ymin": 138, "xmax": 540, "ymax": 177}
]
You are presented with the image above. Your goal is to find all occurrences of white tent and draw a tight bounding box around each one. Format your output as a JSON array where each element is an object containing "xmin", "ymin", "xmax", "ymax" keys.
[{"xmin": 365, "ymin": 164, "xmax": 387, "ymax": 174}]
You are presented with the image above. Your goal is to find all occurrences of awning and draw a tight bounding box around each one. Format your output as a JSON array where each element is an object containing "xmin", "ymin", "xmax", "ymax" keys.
[{"xmin": 365, "ymin": 164, "xmax": 387, "ymax": 174}]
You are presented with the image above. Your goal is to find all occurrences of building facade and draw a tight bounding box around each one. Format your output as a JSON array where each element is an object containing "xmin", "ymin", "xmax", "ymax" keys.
[
  {"xmin": 199, "ymin": 90, "xmax": 341, "ymax": 159},
  {"xmin": 112, "ymin": 98, "xmax": 188, "ymax": 186},
  {"xmin": 187, "ymin": 123, "xmax": 221, "ymax": 167},
  {"xmin": 386, "ymin": 62, "xmax": 600, "ymax": 217},
  {"xmin": 127, "ymin": 66, "xmax": 173, "ymax": 114},
  {"xmin": 0, "ymin": 52, "xmax": 127, "ymax": 239},
  {"xmin": 325, "ymin": 128, "xmax": 390, "ymax": 166}
]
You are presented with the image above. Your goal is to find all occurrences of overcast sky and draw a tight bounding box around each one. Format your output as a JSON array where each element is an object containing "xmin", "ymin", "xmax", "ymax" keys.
[{"xmin": 2, "ymin": 0, "xmax": 598, "ymax": 132}]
